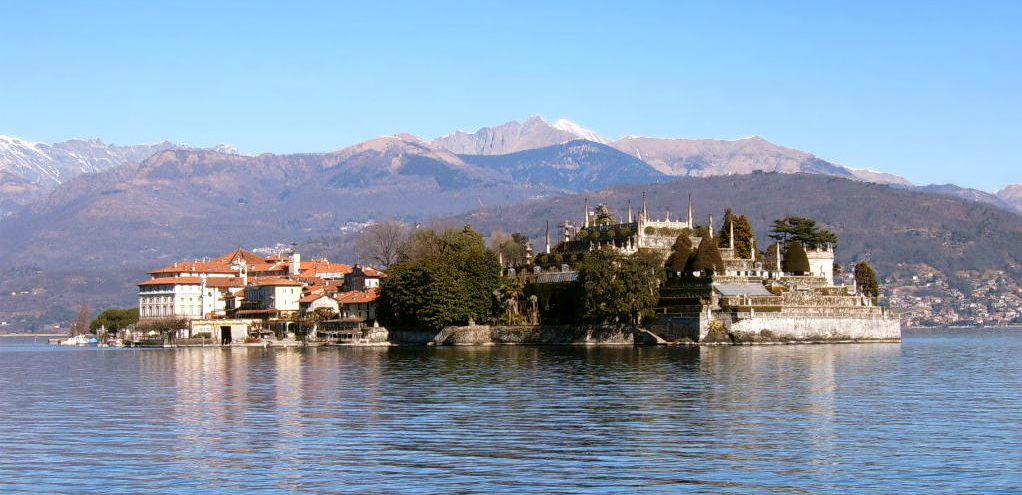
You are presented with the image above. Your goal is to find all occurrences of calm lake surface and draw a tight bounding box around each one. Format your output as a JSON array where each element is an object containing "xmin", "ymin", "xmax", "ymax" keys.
[{"xmin": 1, "ymin": 329, "xmax": 1020, "ymax": 494}]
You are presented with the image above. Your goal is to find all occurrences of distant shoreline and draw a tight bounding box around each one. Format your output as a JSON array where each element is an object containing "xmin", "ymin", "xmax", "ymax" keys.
[{"xmin": 0, "ymin": 333, "xmax": 65, "ymax": 337}]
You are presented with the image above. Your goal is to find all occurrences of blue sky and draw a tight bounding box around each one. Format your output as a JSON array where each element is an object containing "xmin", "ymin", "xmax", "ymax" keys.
[{"xmin": 1, "ymin": 1, "xmax": 1019, "ymax": 191}]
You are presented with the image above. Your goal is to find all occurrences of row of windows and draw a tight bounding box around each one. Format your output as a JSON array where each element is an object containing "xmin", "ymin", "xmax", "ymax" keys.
[{"xmin": 140, "ymin": 304, "xmax": 203, "ymax": 318}]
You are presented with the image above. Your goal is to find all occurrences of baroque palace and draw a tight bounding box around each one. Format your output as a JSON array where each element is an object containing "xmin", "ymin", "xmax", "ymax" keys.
[{"xmin": 514, "ymin": 194, "xmax": 899, "ymax": 343}]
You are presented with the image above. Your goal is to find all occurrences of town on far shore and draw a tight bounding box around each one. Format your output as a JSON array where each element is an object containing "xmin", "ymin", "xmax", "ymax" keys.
[{"xmin": 64, "ymin": 194, "xmax": 900, "ymax": 347}]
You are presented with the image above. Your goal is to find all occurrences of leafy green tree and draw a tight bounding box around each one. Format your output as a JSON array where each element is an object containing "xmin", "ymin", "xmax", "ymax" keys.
[
  {"xmin": 691, "ymin": 237, "xmax": 724, "ymax": 274},
  {"xmin": 577, "ymin": 249, "xmax": 620, "ymax": 323},
  {"xmin": 769, "ymin": 216, "xmax": 837, "ymax": 248},
  {"xmin": 854, "ymin": 261, "xmax": 880, "ymax": 297},
  {"xmin": 378, "ymin": 225, "xmax": 500, "ymax": 330},
  {"xmin": 90, "ymin": 308, "xmax": 139, "ymax": 332},
  {"xmin": 576, "ymin": 248, "xmax": 663, "ymax": 324},
  {"xmin": 617, "ymin": 250, "xmax": 665, "ymax": 324},
  {"xmin": 782, "ymin": 241, "xmax": 811, "ymax": 274}
]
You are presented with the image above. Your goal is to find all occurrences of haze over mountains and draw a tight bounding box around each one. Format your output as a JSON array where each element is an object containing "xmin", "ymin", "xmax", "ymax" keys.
[{"xmin": 2, "ymin": 115, "xmax": 1022, "ymax": 330}]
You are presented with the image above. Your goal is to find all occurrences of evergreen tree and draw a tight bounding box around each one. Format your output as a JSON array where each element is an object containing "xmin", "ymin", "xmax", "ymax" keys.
[
  {"xmin": 718, "ymin": 209, "xmax": 736, "ymax": 248},
  {"xmin": 854, "ymin": 261, "xmax": 880, "ymax": 297},
  {"xmin": 782, "ymin": 241, "xmax": 811, "ymax": 274},
  {"xmin": 734, "ymin": 214, "xmax": 755, "ymax": 259},
  {"xmin": 691, "ymin": 237, "xmax": 724, "ymax": 274},
  {"xmin": 769, "ymin": 216, "xmax": 837, "ymax": 248},
  {"xmin": 666, "ymin": 232, "xmax": 693, "ymax": 273},
  {"xmin": 718, "ymin": 209, "xmax": 755, "ymax": 259}
]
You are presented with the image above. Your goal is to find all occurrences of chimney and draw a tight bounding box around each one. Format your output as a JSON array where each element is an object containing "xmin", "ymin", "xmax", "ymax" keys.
[{"xmin": 290, "ymin": 250, "xmax": 301, "ymax": 277}]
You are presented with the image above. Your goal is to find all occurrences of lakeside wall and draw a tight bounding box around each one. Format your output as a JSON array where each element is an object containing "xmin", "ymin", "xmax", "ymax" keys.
[
  {"xmin": 389, "ymin": 324, "xmax": 662, "ymax": 345},
  {"xmin": 389, "ymin": 313, "xmax": 901, "ymax": 345}
]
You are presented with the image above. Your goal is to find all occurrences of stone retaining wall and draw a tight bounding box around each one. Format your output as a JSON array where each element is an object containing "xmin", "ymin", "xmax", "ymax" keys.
[
  {"xmin": 718, "ymin": 314, "xmax": 901, "ymax": 343},
  {"xmin": 390, "ymin": 324, "xmax": 660, "ymax": 345},
  {"xmin": 388, "ymin": 314, "xmax": 900, "ymax": 346}
]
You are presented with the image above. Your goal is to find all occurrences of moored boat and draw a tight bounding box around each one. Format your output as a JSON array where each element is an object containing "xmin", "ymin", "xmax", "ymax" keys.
[{"xmin": 59, "ymin": 334, "xmax": 99, "ymax": 346}]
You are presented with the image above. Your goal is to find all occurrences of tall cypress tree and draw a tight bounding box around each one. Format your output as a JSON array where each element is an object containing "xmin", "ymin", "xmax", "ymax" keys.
[
  {"xmin": 718, "ymin": 209, "xmax": 755, "ymax": 259},
  {"xmin": 718, "ymin": 208, "xmax": 736, "ymax": 248},
  {"xmin": 854, "ymin": 261, "xmax": 880, "ymax": 297}
]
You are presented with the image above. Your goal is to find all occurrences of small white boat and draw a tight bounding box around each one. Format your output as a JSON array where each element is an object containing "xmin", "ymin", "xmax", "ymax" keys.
[{"xmin": 60, "ymin": 334, "xmax": 99, "ymax": 346}]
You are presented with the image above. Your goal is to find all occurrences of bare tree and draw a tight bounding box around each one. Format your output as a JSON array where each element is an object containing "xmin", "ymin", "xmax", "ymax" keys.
[
  {"xmin": 490, "ymin": 230, "xmax": 529, "ymax": 267},
  {"xmin": 69, "ymin": 304, "xmax": 91, "ymax": 336},
  {"xmin": 355, "ymin": 218, "xmax": 409, "ymax": 268}
]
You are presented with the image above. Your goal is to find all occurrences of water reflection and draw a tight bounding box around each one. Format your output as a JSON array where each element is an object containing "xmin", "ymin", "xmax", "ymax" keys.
[{"xmin": 0, "ymin": 335, "xmax": 1019, "ymax": 494}]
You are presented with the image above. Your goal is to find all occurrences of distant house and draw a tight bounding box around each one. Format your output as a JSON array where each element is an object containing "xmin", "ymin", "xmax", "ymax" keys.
[
  {"xmin": 300, "ymin": 293, "xmax": 340, "ymax": 317},
  {"xmin": 336, "ymin": 288, "xmax": 379, "ymax": 324},
  {"xmin": 342, "ymin": 264, "xmax": 386, "ymax": 291}
]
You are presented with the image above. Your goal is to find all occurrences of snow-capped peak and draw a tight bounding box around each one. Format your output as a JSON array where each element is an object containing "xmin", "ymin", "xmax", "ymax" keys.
[{"xmin": 551, "ymin": 119, "xmax": 609, "ymax": 144}]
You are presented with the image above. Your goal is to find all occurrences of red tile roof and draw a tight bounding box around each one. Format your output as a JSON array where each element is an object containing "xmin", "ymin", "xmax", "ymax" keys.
[
  {"xmin": 204, "ymin": 277, "xmax": 246, "ymax": 288},
  {"xmin": 300, "ymin": 293, "xmax": 335, "ymax": 303},
  {"xmin": 213, "ymin": 248, "xmax": 266, "ymax": 265},
  {"xmin": 138, "ymin": 276, "xmax": 204, "ymax": 286},
  {"xmin": 251, "ymin": 277, "xmax": 304, "ymax": 287},
  {"xmin": 361, "ymin": 266, "xmax": 387, "ymax": 277},
  {"xmin": 299, "ymin": 260, "xmax": 353, "ymax": 275},
  {"xmin": 335, "ymin": 288, "xmax": 379, "ymax": 304},
  {"xmin": 148, "ymin": 262, "xmax": 236, "ymax": 276},
  {"xmin": 142, "ymin": 248, "xmax": 359, "ymax": 292}
]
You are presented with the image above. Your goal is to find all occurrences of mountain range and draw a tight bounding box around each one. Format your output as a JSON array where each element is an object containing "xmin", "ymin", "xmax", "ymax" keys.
[
  {"xmin": 0, "ymin": 136, "xmax": 237, "ymax": 216},
  {"xmin": 2, "ymin": 115, "xmax": 1022, "ymax": 330}
]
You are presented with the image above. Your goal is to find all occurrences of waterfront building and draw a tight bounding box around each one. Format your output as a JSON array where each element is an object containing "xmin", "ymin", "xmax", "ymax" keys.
[{"xmin": 137, "ymin": 246, "xmax": 383, "ymax": 342}]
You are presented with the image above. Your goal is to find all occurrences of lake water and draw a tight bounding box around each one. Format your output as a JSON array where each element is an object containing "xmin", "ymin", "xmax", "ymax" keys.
[{"xmin": 1, "ymin": 329, "xmax": 1020, "ymax": 494}]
